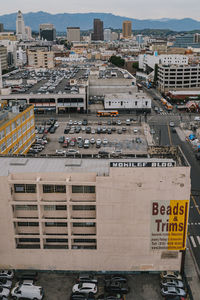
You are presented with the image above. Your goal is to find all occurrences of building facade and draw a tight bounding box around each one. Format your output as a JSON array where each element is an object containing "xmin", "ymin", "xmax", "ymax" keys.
[
  {"xmin": 158, "ymin": 64, "xmax": 200, "ymax": 92},
  {"xmin": 16, "ymin": 10, "xmax": 26, "ymax": 40},
  {"xmin": 0, "ymin": 23, "xmax": 4, "ymax": 32},
  {"xmin": 104, "ymin": 29, "xmax": 111, "ymax": 42},
  {"xmin": 122, "ymin": 21, "xmax": 132, "ymax": 39},
  {"xmin": 40, "ymin": 24, "xmax": 56, "ymax": 42},
  {"xmin": 27, "ymin": 50, "xmax": 55, "ymax": 69},
  {"xmin": 0, "ymin": 45, "xmax": 8, "ymax": 71},
  {"xmin": 67, "ymin": 27, "xmax": 80, "ymax": 43},
  {"xmin": 0, "ymin": 105, "xmax": 35, "ymax": 155},
  {"xmin": 91, "ymin": 19, "xmax": 104, "ymax": 41},
  {"xmin": 0, "ymin": 148, "xmax": 190, "ymax": 271}
]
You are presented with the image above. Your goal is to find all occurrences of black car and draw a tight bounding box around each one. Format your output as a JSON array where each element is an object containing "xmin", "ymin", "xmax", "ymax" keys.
[
  {"xmin": 86, "ymin": 127, "xmax": 91, "ymax": 134},
  {"xmin": 58, "ymin": 136, "xmax": 65, "ymax": 143},
  {"xmin": 105, "ymin": 281, "xmax": 129, "ymax": 294},
  {"xmin": 82, "ymin": 119, "xmax": 88, "ymax": 126},
  {"xmin": 77, "ymin": 274, "xmax": 98, "ymax": 284},
  {"xmin": 105, "ymin": 275, "xmax": 127, "ymax": 284},
  {"xmin": 97, "ymin": 128, "xmax": 101, "ymax": 134},
  {"xmin": 15, "ymin": 270, "xmax": 38, "ymax": 281},
  {"xmin": 49, "ymin": 126, "xmax": 55, "ymax": 134},
  {"xmin": 107, "ymin": 128, "xmax": 112, "ymax": 134},
  {"xmin": 195, "ymin": 153, "xmax": 200, "ymax": 160},
  {"xmin": 97, "ymin": 294, "xmax": 123, "ymax": 300},
  {"xmin": 70, "ymin": 292, "xmax": 87, "ymax": 300},
  {"xmin": 64, "ymin": 127, "xmax": 70, "ymax": 134}
]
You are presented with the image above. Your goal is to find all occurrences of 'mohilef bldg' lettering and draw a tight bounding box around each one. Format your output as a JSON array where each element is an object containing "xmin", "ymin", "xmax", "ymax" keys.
[{"xmin": 110, "ymin": 161, "xmax": 175, "ymax": 168}]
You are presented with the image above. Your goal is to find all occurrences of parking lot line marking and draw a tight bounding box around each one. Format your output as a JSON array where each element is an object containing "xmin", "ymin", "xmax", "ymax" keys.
[
  {"xmin": 197, "ymin": 236, "xmax": 200, "ymax": 246},
  {"xmin": 190, "ymin": 236, "xmax": 197, "ymax": 248},
  {"xmin": 191, "ymin": 195, "xmax": 200, "ymax": 215}
]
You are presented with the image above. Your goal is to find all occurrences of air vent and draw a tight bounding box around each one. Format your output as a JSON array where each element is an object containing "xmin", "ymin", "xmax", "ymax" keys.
[{"xmin": 10, "ymin": 158, "xmax": 28, "ymax": 166}]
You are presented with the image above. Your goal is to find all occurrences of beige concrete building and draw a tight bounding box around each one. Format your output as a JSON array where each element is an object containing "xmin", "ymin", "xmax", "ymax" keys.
[
  {"xmin": 0, "ymin": 147, "xmax": 190, "ymax": 272},
  {"xmin": 0, "ymin": 45, "xmax": 8, "ymax": 71},
  {"xmin": 27, "ymin": 49, "xmax": 55, "ymax": 69},
  {"xmin": 122, "ymin": 21, "xmax": 132, "ymax": 39},
  {"xmin": 67, "ymin": 27, "xmax": 80, "ymax": 43}
]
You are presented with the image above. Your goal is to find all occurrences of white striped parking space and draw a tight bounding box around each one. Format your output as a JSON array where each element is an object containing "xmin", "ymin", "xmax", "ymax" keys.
[
  {"xmin": 190, "ymin": 236, "xmax": 197, "ymax": 248},
  {"xmin": 197, "ymin": 236, "xmax": 200, "ymax": 246}
]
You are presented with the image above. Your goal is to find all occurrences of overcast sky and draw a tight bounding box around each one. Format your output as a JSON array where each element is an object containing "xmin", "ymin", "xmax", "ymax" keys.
[{"xmin": 1, "ymin": 0, "xmax": 200, "ymax": 20}]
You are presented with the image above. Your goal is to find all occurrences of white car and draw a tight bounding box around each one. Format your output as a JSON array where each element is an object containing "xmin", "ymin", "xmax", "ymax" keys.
[
  {"xmin": 194, "ymin": 116, "xmax": 200, "ymax": 121},
  {"xmin": 55, "ymin": 149, "xmax": 66, "ymax": 155},
  {"xmin": 72, "ymin": 282, "xmax": 97, "ymax": 294},
  {"xmin": 103, "ymin": 138, "xmax": 108, "ymax": 145},
  {"xmin": 0, "ymin": 278, "xmax": 12, "ymax": 288},
  {"xmin": 78, "ymin": 121, "xmax": 82, "ymax": 126},
  {"xmin": 0, "ymin": 270, "xmax": 14, "ymax": 279},
  {"xmin": 169, "ymin": 121, "xmax": 175, "ymax": 127},
  {"xmin": 66, "ymin": 149, "xmax": 79, "ymax": 155},
  {"xmin": 0, "ymin": 287, "xmax": 10, "ymax": 298},
  {"xmin": 54, "ymin": 122, "xmax": 59, "ymax": 127},
  {"xmin": 133, "ymin": 128, "xmax": 138, "ymax": 133},
  {"xmin": 161, "ymin": 286, "xmax": 186, "ymax": 297},
  {"xmin": 161, "ymin": 279, "xmax": 184, "ymax": 289},
  {"xmin": 16, "ymin": 280, "xmax": 34, "ymax": 287},
  {"xmin": 11, "ymin": 285, "xmax": 44, "ymax": 300},
  {"xmin": 96, "ymin": 139, "xmax": 102, "ymax": 145},
  {"xmin": 90, "ymin": 138, "xmax": 95, "ymax": 144},
  {"xmin": 68, "ymin": 120, "xmax": 73, "ymax": 125}
]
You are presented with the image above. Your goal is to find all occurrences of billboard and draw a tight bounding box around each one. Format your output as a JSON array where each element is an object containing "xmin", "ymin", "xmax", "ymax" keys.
[{"xmin": 151, "ymin": 200, "xmax": 189, "ymax": 251}]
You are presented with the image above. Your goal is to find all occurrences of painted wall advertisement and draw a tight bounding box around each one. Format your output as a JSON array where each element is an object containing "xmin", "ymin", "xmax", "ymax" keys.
[{"xmin": 151, "ymin": 200, "xmax": 189, "ymax": 251}]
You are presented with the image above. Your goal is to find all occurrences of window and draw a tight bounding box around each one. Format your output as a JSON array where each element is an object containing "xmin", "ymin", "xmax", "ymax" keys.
[
  {"xmin": 18, "ymin": 238, "xmax": 40, "ymax": 243},
  {"xmin": 72, "ymin": 205, "xmax": 95, "ymax": 210},
  {"xmin": 13, "ymin": 133, "xmax": 17, "ymax": 142},
  {"xmin": 46, "ymin": 238, "xmax": 68, "ymax": 243},
  {"xmin": 14, "ymin": 184, "xmax": 36, "ymax": 193},
  {"xmin": 44, "ymin": 205, "xmax": 67, "ymax": 211},
  {"xmin": 73, "ymin": 222, "xmax": 96, "ymax": 227},
  {"xmin": 11, "ymin": 122, "xmax": 16, "ymax": 131},
  {"xmin": 7, "ymin": 137, "xmax": 12, "ymax": 148},
  {"xmin": 6, "ymin": 126, "xmax": 10, "ymax": 135},
  {"xmin": 0, "ymin": 130, "xmax": 5, "ymax": 140},
  {"xmin": 15, "ymin": 205, "xmax": 37, "ymax": 210},
  {"xmin": 43, "ymin": 185, "xmax": 66, "ymax": 193},
  {"xmin": 0, "ymin": 142, "xmax": 6, "ymax": 152},
  {"xmin": 18, "ymin": 128, "xmax": 22, "ymax": 137},
  {"xmin": 45, "ymin": 222, "xmax": 67, "ymax": 227},
  {"xmin": 72, "ymin": 186, "xmax": 95, "ymax": 193},
  {"xmin": 17, "ymin": 222, "xmax": 39, "ymax": 226},
  {"xmin": 73, "ymin": 239, "xmax": 96, "ymax": 243}
]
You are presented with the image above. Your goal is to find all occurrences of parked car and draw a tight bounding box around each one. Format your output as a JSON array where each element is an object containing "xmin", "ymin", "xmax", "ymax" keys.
[
  {"xmin": 105, "ymin": 276, "xmax": 127, "ymax": 284},
  {"xmin": 103, "ymin": 138, "xmax": 108, "ymax": 145},
  {"xmin": 82, "ymin": 119, "xmax": 88, "ymax": 126},
  {"xmin": 0, "ymin": 270, "xmax": 14, "ymax": 279},
  {"xmin": 104, "ymin": 281, "xmax": 129, "ymax": 294},
  {"xmin": 64, "ymin": 127, "xmax": 70, "ymax": 134},
  {"xmin": 90, "ymin": 138, "xmax": 96, "ymax": 144},
  {"xmin": 72, "ymin": 283, "xmax": 97, "ymax": 294},
  {"xmin": 161, "ymin": 286, "xmax": 186, "ymax": 298},
  {"xmin": 161, "ymin": 279, "xmax": 184, "ymax": 289},
  {"xmin": 0, "ymin": 287, "xmax": 9, "ymax": 299},
  {"xmin": 117, "ymin": 129, "xmax": 122, "ymax": 134},
  {"xmin": 15, "ymin": 271, "xmax": 37, "ymax": 281},
  {"xmin": 66, "ymin": 149, "xmax": 79, "ymax": 155},
  {"xmin": 126, "ymin": 119, "xmax": 131, "ymax": 125},
  {"xmin": 107, "ymin": 128, "xmax": 112, "ymax": 134},
  {"xmin": 55, "ymin": 149, "xmax": 66, "ymax": 155},
  {"xmin": 194, "ymin": 116, "xmax": 200, "ymax": 121},
  {"xmin": 15, "ymin": 280, "xmax": 35, "ymax": 287},
  {"xmin": 70, "ymin": 292, "xmax": 87, "ymax": 300},
  {"xmin": 86, "ymin": 127, "xmax": 91, "ymax": 134},
  {"xmin": 0, "ymin": 278, "xmax": 12, "ymax": 289},
  {"xmin": 58, "ymin": 136, "xmax": 65, "ymax": 143},
  {"xmin": 77, "ymin": 274, "xmax": 98, "ymax": 285},
  {"xmin": 160, "ymin": 271, "xmax": 182, "ymax": 281},
  {"xmin": 169, "ymin": 122, "xmax": 175, "ymax": 127},
  {"xmin": 84, "ymin": 140, "xmax": 90, "ymax": 149},
  {"xmin": 11, "ymin": 285, "xmax": 44, "ymax": 300},
  {"xmin": 195, "ymin": 153, "xmax": 200, "ymax": 160}
]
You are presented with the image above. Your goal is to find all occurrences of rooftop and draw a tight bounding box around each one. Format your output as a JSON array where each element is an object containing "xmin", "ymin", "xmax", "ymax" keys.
[{"xmin": 0, "ymin": 147, "xmax": 189, "ymax": 176}]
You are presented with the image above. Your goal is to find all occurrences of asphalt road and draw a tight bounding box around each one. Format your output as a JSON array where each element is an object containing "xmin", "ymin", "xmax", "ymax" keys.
[{"xmin": 150, "ymin": 118, "xmax": 200, "ymax": 275}]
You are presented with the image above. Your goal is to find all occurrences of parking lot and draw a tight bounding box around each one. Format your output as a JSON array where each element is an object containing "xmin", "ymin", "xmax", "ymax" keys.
[
  {"xmin": 31, "ymin": 118, "xmax": 148, "ymax": 157},
  {"xmin": 4, "ymin": 271, "xmax": 164, "ymax": 300}
]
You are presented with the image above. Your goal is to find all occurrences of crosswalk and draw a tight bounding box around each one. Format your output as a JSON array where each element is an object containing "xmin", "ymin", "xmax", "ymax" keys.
[
  {"xmin": 159, "ymin": 112, "xmax": 178, "ymax": 116},
  {"xmin": 189, "ymin": 235, "xmax": 200, "ymax": 248}
]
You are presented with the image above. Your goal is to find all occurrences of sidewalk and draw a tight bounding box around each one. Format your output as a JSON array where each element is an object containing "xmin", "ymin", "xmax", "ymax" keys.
[{"xmin": 185, "ymin": 247, "xmax": 200, "ymax": 300}]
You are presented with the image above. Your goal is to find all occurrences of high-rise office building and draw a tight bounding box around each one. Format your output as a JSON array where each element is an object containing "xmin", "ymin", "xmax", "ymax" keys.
[
  {"xmin": 0, "ymin": 23, "xmax": 4, "ymax": 32},
  {"xmin": 91, "ymin": 19, "xmax": 104, "ymax": 41},
  {"xmin": 122, "ymin": 21, "xmax": 132, "ymax": 39},
  {"xmin": 104, "ymin": 29, "xmax": 111, "ymax": 42},
  {"xmin": 16, "ymin": 10, "xmax": 26, "ymax": 40},
  {"xmin": 25, "ymin": 26, "xmax": 32, "ymax": 40},
  {"xmin": 0, "ymin": 45, "xmax": 8, "ymax": 71},
  {"xmin": 67, "ymin": 27, "xmax": 80, "ymax": 43},
  {"xmin": 39, "ymin": 24, "xmax": 56, "ymax": 42}
]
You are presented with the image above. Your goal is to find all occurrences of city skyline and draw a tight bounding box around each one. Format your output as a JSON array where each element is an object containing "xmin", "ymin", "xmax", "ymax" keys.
[{"xmin": 0, "ymin": 0, "xmax": 200, "ymax": 21}]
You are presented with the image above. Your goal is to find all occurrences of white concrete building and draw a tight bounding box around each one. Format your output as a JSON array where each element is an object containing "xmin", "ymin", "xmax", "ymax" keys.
[
  {"xmin": 139, "ymin": 53, "xmax": 189, "ymax": 72},
  {"xmin": 104, "ymin": 29, "xmax": 111, "ymax": 42},
  {"xmin": 16, "ymin": 11, "xmax": 26, "ymax": 40},
  {"xmin": 16, "ymin": 47, "xmax": 27, "ymax": 67},
  {"xmin": 104, "ymin": 93, "xmax": 151, "ymax": 112},
  {"xmin": 158, "ymin": 64, "xmax": 200, "ymax": 92}
]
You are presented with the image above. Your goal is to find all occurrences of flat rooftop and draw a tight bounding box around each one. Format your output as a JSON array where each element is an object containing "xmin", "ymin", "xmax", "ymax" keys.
[{"xmin": 0, "ymin": 147, "xmax": 189, "ymax": 176}]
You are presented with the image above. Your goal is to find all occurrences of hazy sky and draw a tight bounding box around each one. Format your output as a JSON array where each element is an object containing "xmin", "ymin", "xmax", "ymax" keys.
[{"xmin": 1, "ymin": 0, "xmax": 200, "ymax": 20}]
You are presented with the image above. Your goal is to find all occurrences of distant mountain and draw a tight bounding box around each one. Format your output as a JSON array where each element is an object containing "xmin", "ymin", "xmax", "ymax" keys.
[{"xmin": 0, "ymin": 11, "xmax": 200, "ymax": 32}]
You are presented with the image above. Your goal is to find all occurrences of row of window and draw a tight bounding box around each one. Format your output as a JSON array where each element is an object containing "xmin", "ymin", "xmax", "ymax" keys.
[
  {"xmin": 16, "ymin": 222, "xmax": 96, "ymax": 227},
  {"xmin": 14, "ymin": 184, "xmax": 96, "ymax": 194},
  {"xmin": 16, "ymin": 238, "xmax": 96, "ymax": 243},
  {"xmin": 13, "ymin": 205, "xmax": 96, "ymax": 211}
]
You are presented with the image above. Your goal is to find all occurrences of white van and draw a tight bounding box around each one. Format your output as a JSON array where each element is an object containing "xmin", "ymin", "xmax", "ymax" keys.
[
  {"xmin": 194, "ymin": 116, "xmax": 200, "ymax": 121},
  {"xmin": 11, "ymin": 285, "xmax": 44, "ymax": 300}
]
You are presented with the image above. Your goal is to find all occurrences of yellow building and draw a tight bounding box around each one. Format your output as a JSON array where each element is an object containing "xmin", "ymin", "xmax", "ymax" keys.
[
  {"xmin": 27, "ymin": 49, "xmax": 55, "ymax": 69},
  {"xmin": 0, "ymin": 32, "xmax": 17, "ymax": 41},
  {"xmin": 122, "ymin": 21, "xmax": 132, "ymax": 38},
  {"xmin": 0, "ymin": 105, "xmax": 35, "ymax": 155}
]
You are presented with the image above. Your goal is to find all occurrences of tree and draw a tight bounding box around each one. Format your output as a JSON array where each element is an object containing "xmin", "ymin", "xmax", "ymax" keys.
[
  {"xmin": 132, "ymin": 62, "xmax": 139, "ymax": 70},
  {"xmin": 109, "ymin": 55, "xmax": 125, "ymax": 67}
]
